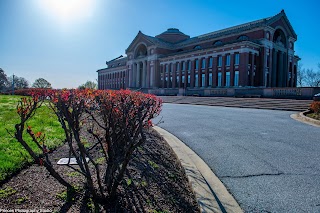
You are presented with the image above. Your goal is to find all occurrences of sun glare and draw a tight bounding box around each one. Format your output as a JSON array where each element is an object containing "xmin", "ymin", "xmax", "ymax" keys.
[{"xmin": 37, "ymin": 0, "xmax": 96, "ymax": 28}]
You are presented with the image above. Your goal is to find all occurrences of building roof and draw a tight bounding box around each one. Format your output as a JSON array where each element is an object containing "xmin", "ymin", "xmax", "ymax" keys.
[
  {"xmin": 126, "ymin": 10, "xmax": 296, "ymax": 53},
  {"xmin": 175, "ymin": 10, "xmax": 296, "ymax": 47}
]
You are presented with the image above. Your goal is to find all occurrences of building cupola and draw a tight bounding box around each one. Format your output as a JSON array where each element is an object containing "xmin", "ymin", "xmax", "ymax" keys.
[{"xmin": 155, "ymin": 28, "xmax": 190, "ymax": 43}]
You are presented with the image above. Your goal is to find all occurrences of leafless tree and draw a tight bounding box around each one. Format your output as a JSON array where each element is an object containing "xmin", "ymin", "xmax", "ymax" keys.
[{"xmin": 297, "ymin": 63, "xmax": 320, "ymax": 87}]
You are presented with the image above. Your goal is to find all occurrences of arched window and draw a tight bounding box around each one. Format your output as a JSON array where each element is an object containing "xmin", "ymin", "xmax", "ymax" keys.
[
  {"xmin": 135, "ymin": 44, "xmax": 148, "ymax": 58},
  {"xmin": 273, "ymin": 29, "xmax": 287, "ymax": 48},
  {"xmin": 194, "ymin": 45, "xmax": 201, "ymax": 50},
  {"xmin": 237, "ymin": 35, "xmax": 249, "ymax": 41},
  {"xmin": 213, "ymin": 40, "xmax": 223, "ymax": 46}
]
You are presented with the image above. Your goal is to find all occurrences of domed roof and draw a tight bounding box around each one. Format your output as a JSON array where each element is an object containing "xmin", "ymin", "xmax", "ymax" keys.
[
  {"xmin": 160, "ymin": 28, "xmax": 185, "ymax": 35},
  {"xmin": 156, "ymin": 28, "xmax": 190, "ymax": 43}
]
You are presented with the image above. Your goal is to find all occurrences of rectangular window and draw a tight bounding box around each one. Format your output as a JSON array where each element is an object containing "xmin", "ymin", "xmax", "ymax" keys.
[
  {"xmin": 188, "ymin": 61, "xmax": 191, "ymax": 70},
  {"xmin": 182, "ymin": 61, "xmax": 186, "ymax": 70},
  {"xmin": 226, "ymin": 72, "xmax": 230, "ymax": 87},
  {"xmin": 176, "ymin": 62, "xmax": 180, "ymax": 71},
  {"xmin": 195, "ymin": 59, "xmax": 199, "ymax": 70},
  {"xmin": 195, "ymin": 74, "xmax": 199, "ymax": 87},
  {"xmin": 234, "ymin": 71, "xmax": 239, "ymax": 87},
  {"xmin": 218, "ymin": 72, "xmax": 222, "ymax": 87},
  {"xmin": 202, "ymin": 73, "xmax": 205, "ymax": 87},
  {"xmin": 209, "ymin": 57, "xmax": 213, "ymax": 68},
  {"xmin": 209, "ymin": 73, "xmax": 213, "ymax": 86},
  {"xmin": 182, "ymin": 76, "xmax": 185, "ymax": 84},
  {"xmin": 235, "ymin": 53, "xmax": 240, "ymax": 65},
  {"xmin": 187, "ymin": 75, "xmax": 190, "ymax": 87},
  {"xmin": 218, "ymin": 56, "xmax": 222, "ymax": 67},
  {"xmin": 226, "ymin": 55, "xmax": 231, "ymax": 66},
  {"xmin": 176, "ymin": 76, "xmax": 179, "ymax": 86},
  {"xmin": 201, "ymin": 59, "xmax": 206, "ymax": 69}
]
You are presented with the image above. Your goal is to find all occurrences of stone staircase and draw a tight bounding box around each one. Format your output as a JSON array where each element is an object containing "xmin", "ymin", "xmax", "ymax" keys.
[{"xmin": 159, "ymin": 96, "xmax": 312, "ymax": 111}]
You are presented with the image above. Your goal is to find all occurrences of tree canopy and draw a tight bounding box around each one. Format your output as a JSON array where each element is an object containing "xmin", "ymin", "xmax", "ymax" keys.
[
  {"xmin": 0, "ymin": 68, "xmax": 9, "ymax": 91},
  {"xmin": 8, "ymin": 75, "xmax": 29, "ymax": 90},
  {"xmin": 32, "ymin": 78, "xmax": 52, "ymax": 89},
  {"xmin": 78, "ymin": 80, "xmax": 97, "ymax": 90}
]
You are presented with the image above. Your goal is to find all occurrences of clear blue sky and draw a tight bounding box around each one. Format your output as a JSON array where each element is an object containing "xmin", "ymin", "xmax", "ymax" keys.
[{"xmin": 1, "ymin": 0, "xmax": 319, "ymax": 88}]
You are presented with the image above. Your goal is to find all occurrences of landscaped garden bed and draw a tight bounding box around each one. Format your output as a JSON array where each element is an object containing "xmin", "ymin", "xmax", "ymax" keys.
[
  {"xmin": 307, "ymin": 101, "xmax": 320, "ymax": 121},
  {"xmin": 0, "ymin": 129, "xmax": 199, "ymax": 212},
  {"xmin": 306, "ymin": 112, "xmax": 320, "ymax": 121},
  {"xmin": 0, "ymin": 91, "xmax": 200, "ymax": 212}
]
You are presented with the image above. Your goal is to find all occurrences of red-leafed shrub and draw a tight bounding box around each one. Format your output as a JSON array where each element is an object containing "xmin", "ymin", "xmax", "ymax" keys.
[
  {"xmin": 8, "ymin": 89, "xmax": 162, "ymax": 209},
  {"xmin": 310, "ymin": 101, "xmax": 320, "ymax": 114}
]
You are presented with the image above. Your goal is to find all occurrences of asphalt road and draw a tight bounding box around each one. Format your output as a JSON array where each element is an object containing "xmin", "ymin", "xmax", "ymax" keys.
[{"xmin": 154, "ymin": 104, "xmax": 320, "ymax": 213}]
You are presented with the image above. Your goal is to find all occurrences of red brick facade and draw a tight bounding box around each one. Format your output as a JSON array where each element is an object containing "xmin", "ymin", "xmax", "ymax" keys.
[{"xmin": 98, "ymin": 10, "xmax": 299, "ymax": 91}]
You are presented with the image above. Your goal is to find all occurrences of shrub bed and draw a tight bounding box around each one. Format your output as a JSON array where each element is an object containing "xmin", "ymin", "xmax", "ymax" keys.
[{"xmin": 8, "ymin": 89, "xmax": 164, "ymax": 210}]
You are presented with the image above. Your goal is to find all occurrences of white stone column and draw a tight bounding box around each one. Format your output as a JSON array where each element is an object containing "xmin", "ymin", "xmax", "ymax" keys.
[
  {"xmin": 137, "ymin": 62, "xmax": 141, "ymax": 88},
  {"xmin": 142, "ymin": 60, "xmax": 146, "ymax": 88},
  {"xmin": 146, "ymin": 61, "xmax": 150, "ymax": 88},
  {"xmin": 132, "ymin": 63, "xmax": 136, "ymax": 87},
  {"xmin": 150, "ymin": 66, "xmax": 154, "ymax": 88},
  {"xmin": 128, "ymin": 66, "xmax": 132, "ymax": 87}
]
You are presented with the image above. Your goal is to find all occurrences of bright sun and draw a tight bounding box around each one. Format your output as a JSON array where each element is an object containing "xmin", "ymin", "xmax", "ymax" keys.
[{"xmin": 37, "ymin": 0, "xmax": 96, "ymax": 27}]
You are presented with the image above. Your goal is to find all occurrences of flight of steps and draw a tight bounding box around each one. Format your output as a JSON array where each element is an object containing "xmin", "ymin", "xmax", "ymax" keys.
[{"xmin": 159, "ymin": 96, "xmax": 312, "ymax": 111}]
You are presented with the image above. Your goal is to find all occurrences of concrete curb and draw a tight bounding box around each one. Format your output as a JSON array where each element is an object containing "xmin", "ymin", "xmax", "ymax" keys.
[
  {"xmin": 153, "ymin": 126, "xmax": 243, "ymax": 213},
  {"xmin": 291, "ymin": 110, "xmax": 320, "ymax": 127}
]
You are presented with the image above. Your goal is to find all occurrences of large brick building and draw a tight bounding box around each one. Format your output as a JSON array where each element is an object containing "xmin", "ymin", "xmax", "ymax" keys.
[{"xmin": 97, "ymin": 10, "xmax": 299, "ymax": 94}]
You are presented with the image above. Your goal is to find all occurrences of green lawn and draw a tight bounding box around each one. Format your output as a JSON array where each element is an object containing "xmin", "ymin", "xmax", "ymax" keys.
[{"xmin": 0, "ymin": 95, "xmax": 65, "ymax": 182}]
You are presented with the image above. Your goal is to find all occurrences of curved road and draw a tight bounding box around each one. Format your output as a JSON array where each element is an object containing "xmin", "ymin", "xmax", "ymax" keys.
[{"xmin": 154, "ymin": 104, "xmax": 320, "ymax": 212}]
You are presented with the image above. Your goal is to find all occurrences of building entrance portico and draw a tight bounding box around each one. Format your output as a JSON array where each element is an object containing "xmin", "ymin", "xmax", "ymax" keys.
[
  {"xmin": 129, "ymin": 43, "xmax": 150, "ymax": 88},
  {"xmin": 131, "ymin": 60, "xmax": 148, "ymax": 88}
]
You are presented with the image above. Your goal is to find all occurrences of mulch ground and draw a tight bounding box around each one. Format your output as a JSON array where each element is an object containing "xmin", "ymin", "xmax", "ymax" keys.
[{"xmin": 0, "ymin": 129, "xmax": 200, "ymax": 213}]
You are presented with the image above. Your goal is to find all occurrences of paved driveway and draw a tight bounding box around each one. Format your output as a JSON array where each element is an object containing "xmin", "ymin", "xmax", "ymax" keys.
[{"xmin": 154, "ymin": 103, "xmax": 320, "ymax": 212}]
